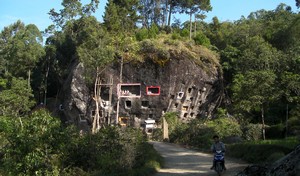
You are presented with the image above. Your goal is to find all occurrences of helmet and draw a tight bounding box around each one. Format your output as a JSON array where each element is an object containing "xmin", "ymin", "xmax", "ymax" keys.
[{"xmin": 213, "ymin": 135, "xmax": 219, "ymax": 139}]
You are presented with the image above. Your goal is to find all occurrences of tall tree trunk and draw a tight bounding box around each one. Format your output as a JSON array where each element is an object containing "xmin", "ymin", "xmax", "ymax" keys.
[
  {"xmin": 116, "ymin": 54, "xmax": 124, "ymax": 125},
  {"xmin": 285, "ymin": 104, "xmax": 289, "ymax": 138},
  {"xmin": 107, "ymin": 75, "xmax": 113, "ymax": 125},
  {"xmin": 163, "ymin": 0, "xmax": 168, "ymax": 27},
  {"xmin": 194, "ymin": 14, "xmax": 197, "ymax": 36},
  {"xmin": 261, "ymin": 105, "xmax": 266, "ymax": 140},
  {"xmin": 154, "ymin": 0, "xmax": 161, "ymax": 26},
  {"xmin": 167, "ymin": 1, "xmax": 172, "ymax": 26},
  {"xmin": 92, "ymin": 68, "xmax": 102, "ymax": 134},
  {"xmin": 44, "ymin": 57, "xmax": 50, "ymax": 105},
  {"xmin": 189, "ymin": 11, "xmax": 192, "ymax": 40},
  {"xmin": 27, "ymin": 69, "xmax": 31, "ymax": 89}
]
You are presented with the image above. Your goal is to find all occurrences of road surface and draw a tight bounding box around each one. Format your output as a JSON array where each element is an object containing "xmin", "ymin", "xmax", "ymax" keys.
[{"xmin": 150, "ymin": 141, "xmax": 248, "ymax": 176}]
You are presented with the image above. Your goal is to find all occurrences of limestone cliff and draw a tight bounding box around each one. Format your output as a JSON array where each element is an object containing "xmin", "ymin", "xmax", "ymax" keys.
[{"xmin": 57, "ymin": 39, "xmax": 224, "ymax": 129}]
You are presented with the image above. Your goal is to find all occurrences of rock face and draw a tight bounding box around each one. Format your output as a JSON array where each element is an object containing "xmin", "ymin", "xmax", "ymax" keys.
[
  {"xmin": 60, "ymin": 61, "xmax": 91, "ymax": 129},
  {"xmin": 58, "ymin": 48, "xmax": 223, "ymax": 129},
  {"xmin": 267, "ymin": 144, "xmax": 300, "ymax": 176},
  {"xmin": 237, "ymin": 144, "xmax": 300, "ymax": 176}
]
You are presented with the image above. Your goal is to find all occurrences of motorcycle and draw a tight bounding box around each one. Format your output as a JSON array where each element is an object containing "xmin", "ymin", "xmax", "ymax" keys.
[{"xmin": 214, "ymin": 150, "xmax": 225, "ymax": 176}]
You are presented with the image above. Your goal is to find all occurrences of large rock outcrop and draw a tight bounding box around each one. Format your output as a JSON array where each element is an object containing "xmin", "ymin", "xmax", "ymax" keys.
[
  {"xmin": 58, "ymin": 42, "xmax": 224, "ymax": 129},
  {"xmin": 237, "ymin": 144, "xmax": 300, "ymax": 176},
  {"xmin": 267, "ymin": 144, "xmax": 300, "ymax": 176}
]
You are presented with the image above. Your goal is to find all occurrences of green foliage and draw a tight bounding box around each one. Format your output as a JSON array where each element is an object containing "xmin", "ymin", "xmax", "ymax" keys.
[
  {"xmin": 0, "ymin": 21, "xmax": 45, "ymax": 79},
  {"xmin": 148, "ymin": 24, "xmax": 159, "ymax": 38},
  {"xmin": 163, "ymin": 112, "xmax": 179, "ymax": 135},
  {"xmin": 227, "ymin": 143, "xmax": 292, "ymax": 164},
  {"xmin": 76, "ymin": 16, "xmax": 114, "ymax": 83},
  {"xmin": 103, "ymin": 0, "xmax": 140, "ymax": 34},
  {"xmin": 161, "ymin": 26, "xmax": 172, "ymax": 34},
  {"xmin": 280, "ymin": 72, "xmax": 300, "ymax": 103},
  {"xmin": 103, "ymin": 0, "xmax": 121, "ymax": 32},
  {"xmin": 169, "ymin": 122, "xmax": 189, "ymax": 144},
  {"xmin": 193, "ymin": 32, "xmax": 211, "ymax": 47},
  {"xmin": 171, "ymin": 32, "xmax": 181, "ymax": 40},
  {"xmin": 139, "ymin": 39, "xmax": 170, "ymax": 66},
  {"xmin": 204, "ymin": 7, "xmax": 299, "ymax": 132},
  {"xmin": 182, "ymin": 120, "xmax": 215, "ymax": 149},
  {"xmin": 63, "ymin": 126, "xmax": 152, "ymax": 175},
  {"xmin": 0, "ymin": 109, "xmax": 68, "ymax": 175},
  {"xmin": 0, "ymin": 77, "xmax": 35, "ymax": 117},
  {"xmin": 180, "ymin": 28, "xmax": 189, "ymax": 38},
  {"xmin": 207, "ymin": 117, "xmax": 243, "ymax": 139},
  {"xmin": 231, "ymin": 70, "xmax": 278, "ymax": 130},
  {"xmin": 135, "ymin": 24, "xmax": 159, "ymax": 41},
  {"xmin": 265, "ymin": 124, "xmax": 285, "ymax": 139},
  {"xmin": 129, "ymin": 142, "xmax": 163, "ymax": 176},
  {"xmin": 288, "ymin": 106, "xmax": 300, "ymax": 136},
  {"xmin": 178, "ymin": 0, "xmax": 212, "ymax": 39},
  {"xmin": 0, "ymin": 111, "xmax": 159, "ymax": 176},
  {"xmin": 266, "ymin": 152, "xmax": 285, "ymax": 163},
  {"xmin": 136, "ymin": 28, "xmax": 149, "ymax": 41},
  {"xmin": 49, "ymin": 0, "xmax": 99, "ymax": 28},
  {"xmin": 152, "ymin": 128, "xmax": 163, "ymax": 141},
  {"xmin": 227, "ymin": 137, "xmax": 298, "ymax": 163},
  {"xmin": 243, "ymin": 123, "xmax": 263, "ymax": 141},
  {"xmin": 166, "ymin": 117, "xmax": 241, "ymax": 150},
  {"xmin": 2, "ymin": 3, "xmax": 300, "ymax": 173}
]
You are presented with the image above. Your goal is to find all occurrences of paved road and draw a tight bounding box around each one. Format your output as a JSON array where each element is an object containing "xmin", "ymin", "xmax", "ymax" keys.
[{"xmin": 150, "ymin": 141, "xmax": 248, "ymax": 176}]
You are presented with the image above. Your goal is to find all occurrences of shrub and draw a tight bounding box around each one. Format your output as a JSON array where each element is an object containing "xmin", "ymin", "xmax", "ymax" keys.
[
  {"xmin": 152, "ymin": 128, "xmax": 163, "ymax": 141},
  {"xmin": 162, "ymin": 26, "xmax": 172, "ymax": 34},
  {"xmin": 180, "ymin": 29, "xmax": 189, "ymax": 38},
  {"xmin": 64, "ymin": 126, "xmax": 147, "ymax": 175},
  {"xmin": 265, "ymin": 123, "xmax": 285, "ymax": 139},
  {"xmin": 266, "ymin": 152, "xmax": 285, "ymax": 163},
  {"xmin": 0, "ymin": 110, "xmax": 158, "ymax": 176},
  {"xmin": 288, "ymin": 117, "xmax": 300, "ymax": 136},
  {"xmin": 163, "ymin": 38, "xmax": 180, "ymax": 46},
  {"xmin": 171, "ymin": 32, "xmax": 181, "ymax": 40},
  {"xmin": 167, "ymin": 118, "xmax": 215, "ymax": 150},
  {"xmin": 148, "ymin": 24, "xmax": 159, "ymax": 39},
  {"xmin": 0, "ymin": 109, "xmax": 72, "ymax": 175},
  {"xmin": 243, "ymin": 123, "xmax": 263, "ymax": 141},
  {"xmin": 207, "ymin": 117, "xmax": 243, "ymax": 139},
  {"xmin": 227, "ymin": 137, "xmax": 298, "ymax": 164},
  {"xmin": 227, "ymin": 143, "xmax": 292, "ymax": 163},
  {"xmin": 139, "ymin": 40, "xmax": 170, "ymax": 65},
  {"xmin": 60, "ymin": 167, "xmax": 89, "ymax": 176},
  {"xmin": 130, "ymin": 142, "xmax": 163, "ymax": 176},
  {"xmin": 163, "ymin": 112, "xmax": 180, "ymax": 135},
  {"xmin": 136, "ymin": 28, "xmax": 149, "ymax": 41},
  {"xmin": 169, "ymin": 123, "xmax": 189, "ymax": 144},
  {"xmin": 187, "ymin": 124, "xmax": 215, "ymax": 149},
  {"xmin": 193, "ymin": 32, "xmax": 211, "ymax": 47},
  {"xmin": 287, "ymin": 105, "xmax": 300, "ymax": 136}
]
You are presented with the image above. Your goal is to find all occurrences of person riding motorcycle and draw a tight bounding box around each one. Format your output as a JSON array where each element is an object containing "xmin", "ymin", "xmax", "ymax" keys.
[{"xmin": 210, "ymin": 135, "xmax": 226, "ymax": 170}]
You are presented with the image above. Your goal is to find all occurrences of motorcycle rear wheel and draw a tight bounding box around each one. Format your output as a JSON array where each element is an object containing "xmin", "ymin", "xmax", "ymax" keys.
[{"xmin": 215, "ymin": 162, "xmax": 223, "ymax": 176}]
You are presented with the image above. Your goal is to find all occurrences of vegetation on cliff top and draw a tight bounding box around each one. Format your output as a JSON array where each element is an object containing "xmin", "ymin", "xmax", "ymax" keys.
[{"xmin": 124, "ymin": 35, "xmax": 220, "ymax": 70}]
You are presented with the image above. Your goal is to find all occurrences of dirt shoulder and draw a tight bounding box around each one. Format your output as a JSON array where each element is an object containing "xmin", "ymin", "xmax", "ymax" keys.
[{"xmin": 150, "ymin": 141, "xmax": 248, "ymax": 176}]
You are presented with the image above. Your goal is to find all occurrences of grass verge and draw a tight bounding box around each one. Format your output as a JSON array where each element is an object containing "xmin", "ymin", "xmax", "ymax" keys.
[
  {"xmin": 226, "ymin": 137, "xmax": 299, "ymax": 164},
  {"xmin": 129, "ymin": 142, "xmax": 164, "ymax": 176}
]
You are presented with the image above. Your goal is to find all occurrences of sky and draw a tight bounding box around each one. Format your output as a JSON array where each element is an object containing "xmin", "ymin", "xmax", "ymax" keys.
[{"xmin": 0, "ymin": 0, "xmax": 298, "ymax": 32}]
